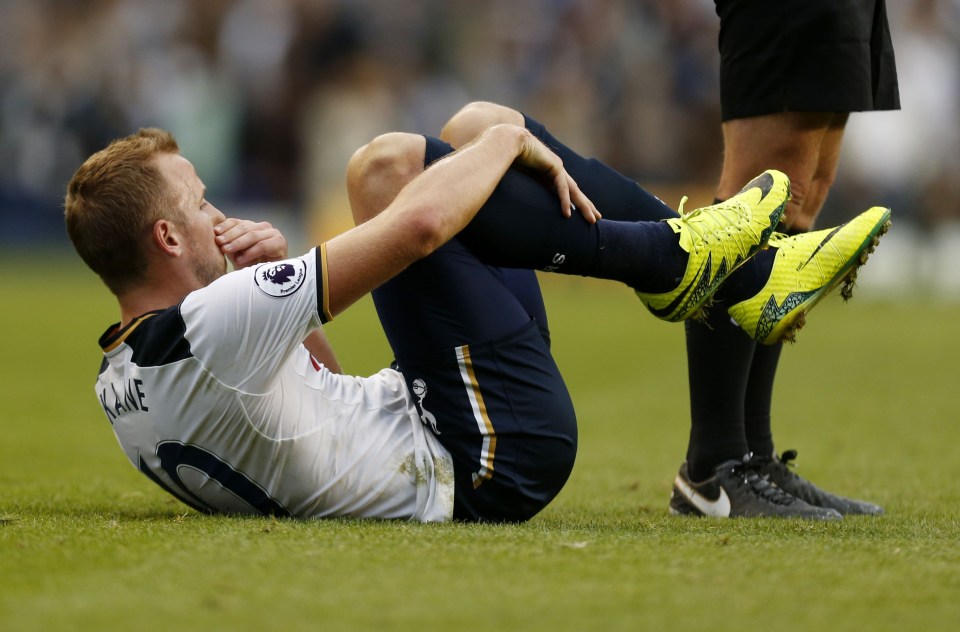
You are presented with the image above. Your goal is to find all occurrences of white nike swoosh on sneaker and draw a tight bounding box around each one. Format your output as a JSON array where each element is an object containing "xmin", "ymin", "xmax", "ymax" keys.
[{"xmin": 674, "ymin": 475, "xmax": 732, "ymax": 517}]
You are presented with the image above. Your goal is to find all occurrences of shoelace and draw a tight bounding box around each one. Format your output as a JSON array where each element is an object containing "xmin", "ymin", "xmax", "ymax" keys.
[
  {"xmin": 677, "ymin": 196, "xmax": 762, "ymax": 256},
  {"xmin": 732, "ymin": 461, "xmax": 798, "ymax": 506},
  {"xmin": 768, "ymin": 449, "xmax": 804, "ymax": 486},
  {"xmin": 756, "ymin": 451, "xmax": 835, "ymax": 505},
  {"xmin": 779, "ymin": 449, "xmax": 800, "ymax": 467}
]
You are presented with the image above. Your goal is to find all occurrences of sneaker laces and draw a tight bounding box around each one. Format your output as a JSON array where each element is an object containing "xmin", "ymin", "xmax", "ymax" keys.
[
  {"xmin": 771, "ymin": 449, "xmax": 808, "ymax": 487},
  {"xmin": 779, "ymin": 449, "xmax": 799, "ymax": 467},
  {"xmin": 731, "ymin": 456, "xmax": 799, "ymax": 506},
  {"xmin": 676, "ymin": 196, "xmax": 761, "ymax": 256}
]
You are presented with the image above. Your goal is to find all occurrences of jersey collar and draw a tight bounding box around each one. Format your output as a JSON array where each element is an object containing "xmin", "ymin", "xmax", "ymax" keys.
[{"xmin": 99, "ymin": 311, "xmax": 161, "ymax": 353}]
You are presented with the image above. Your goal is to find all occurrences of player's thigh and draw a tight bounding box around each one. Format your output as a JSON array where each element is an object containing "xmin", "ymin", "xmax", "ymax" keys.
[{"xmin": 372, "ymin": 238, "xmax": 539, "ymax": 358}]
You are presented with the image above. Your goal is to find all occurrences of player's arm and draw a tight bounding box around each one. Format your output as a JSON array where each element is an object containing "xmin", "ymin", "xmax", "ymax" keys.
[
  {"xmin": 214, "ymin": 217, "xmax": 342, "ymax": 373},
  {"xmin": 324, "ymin": 123, "xmax": 598, "ymax": 318},
  {"xmin": 301, "ymin": 327, "xmax": 341, "ymax": 373}
]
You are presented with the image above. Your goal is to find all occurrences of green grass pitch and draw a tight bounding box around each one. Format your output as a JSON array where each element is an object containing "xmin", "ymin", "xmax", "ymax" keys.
[{"xmin": 2, "ymin": 253, "xmax": 959, "ymax": 631}]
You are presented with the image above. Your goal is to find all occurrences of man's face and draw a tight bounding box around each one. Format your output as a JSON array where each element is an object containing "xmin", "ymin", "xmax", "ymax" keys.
[{"xmin": 155, "ymin": 152, "xmax": 228, "ymax": 287}]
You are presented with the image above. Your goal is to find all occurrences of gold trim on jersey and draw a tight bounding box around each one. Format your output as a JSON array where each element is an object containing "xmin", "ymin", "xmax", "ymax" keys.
[
  {"xmin": 101, "ymin": 313, "xmax": 158, "ymax": 353},
  {"xmin": 455, "ymin": 345, "xmax": 496, "ymax": 489},
  {"xmin": 318, "ymin": 243, "xmax": 333, "ymax": 323}
]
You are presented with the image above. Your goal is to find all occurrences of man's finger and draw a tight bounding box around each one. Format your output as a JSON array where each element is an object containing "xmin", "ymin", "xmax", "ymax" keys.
[{"xmin": 554, "ymin": 173, "xmax": 573, "ymax": 217}]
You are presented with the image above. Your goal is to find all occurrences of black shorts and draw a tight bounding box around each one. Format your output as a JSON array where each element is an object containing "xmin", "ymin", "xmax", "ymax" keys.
[{"xmin": 715, "ymin": 0, "xmax": 900, "ymax": 120}]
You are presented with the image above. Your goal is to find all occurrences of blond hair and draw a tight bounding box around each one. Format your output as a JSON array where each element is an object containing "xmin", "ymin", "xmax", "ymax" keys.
[{"xmin": 64, "ymin": 128, "xmax": 181, "ymax": 295}]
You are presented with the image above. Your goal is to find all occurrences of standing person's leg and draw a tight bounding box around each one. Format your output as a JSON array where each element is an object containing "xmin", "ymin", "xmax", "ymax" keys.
[
  {"xmin": 739, "ymin": 113, "xmax": 847, "ymax": 460},
  {"xmin": 733, "ymin": 114, "xmax": 885, "ymax": 515},
  {"xmin": 679, "ymin": 110, "xmax": 887, "ymax": 517},
  {"xmin": 674, "ymin": 0, "xmax": 898, "ymax": 517},
  {"xmin": 684, "ymin": 111, "xmax": 835, "ymax": 482}
]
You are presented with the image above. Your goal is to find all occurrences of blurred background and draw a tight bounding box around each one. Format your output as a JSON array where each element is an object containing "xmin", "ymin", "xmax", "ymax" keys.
[{"xmin": 2, "ymin": 0, "xmax": 959, "ymax": 296}]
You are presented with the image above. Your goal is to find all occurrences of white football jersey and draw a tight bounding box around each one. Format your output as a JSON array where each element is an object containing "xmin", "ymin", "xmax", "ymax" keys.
[{"xmin": 95, "ymin": 247, "xmax": 455, "ymax": 521}]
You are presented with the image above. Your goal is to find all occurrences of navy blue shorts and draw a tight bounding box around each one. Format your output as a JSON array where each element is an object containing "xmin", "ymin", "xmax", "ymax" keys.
[{"xmin": 373, "ymin": 235, "xmax": 577, "ymax": 522}]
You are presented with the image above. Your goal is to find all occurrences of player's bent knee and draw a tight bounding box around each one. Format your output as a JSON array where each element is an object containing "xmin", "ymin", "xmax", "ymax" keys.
[
  {"xmin": 348, "ymin": 132, "xmax": 424, "ymax": 188},
  {"xmin": 347, "ymin": 132, "xmax": 426, "ymax": 223},
  {"xmin": 441, "ymin": 101, "xmax": 523, "ymax": 148}
]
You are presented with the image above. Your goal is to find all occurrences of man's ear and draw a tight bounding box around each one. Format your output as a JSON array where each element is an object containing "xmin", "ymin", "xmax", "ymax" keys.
[{"xmin": 151, "ymin": 218, "xmax": 183, "ymax": 257}]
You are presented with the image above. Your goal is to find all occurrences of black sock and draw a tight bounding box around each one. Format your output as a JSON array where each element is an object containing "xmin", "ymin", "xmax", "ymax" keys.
[
  {"xmin": 744, "ymin": 341, "xmax": 779, "ymax": 459},
  {"xmin": 684, "ymin": 304, "xmax": 753, "ymax": 481},
  {"xmin": 742, "ymin": 222, "xmax": 807, "ymax": 457},
  {"xmin": 683, "ymin": 196, "xmax": 756, "ymax": 482}
]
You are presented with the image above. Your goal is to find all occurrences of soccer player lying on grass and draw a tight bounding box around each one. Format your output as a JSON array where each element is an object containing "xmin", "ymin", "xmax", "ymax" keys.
[{"xmin": 64, "ymin": 102, "xmax": 889, "ymax": 522}]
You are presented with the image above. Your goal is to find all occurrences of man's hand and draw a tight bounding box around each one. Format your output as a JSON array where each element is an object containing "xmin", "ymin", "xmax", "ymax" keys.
[
  {"xmin": 215, "ymin": 217, "xmax": 341, "ymax": 372},
  {"xmin": 214, "ymin": 219, "xmax": 288, "ymax": 268},
  {"xmin": 513, "ymin": 127, "xmax": 602, "ymax": 224}
]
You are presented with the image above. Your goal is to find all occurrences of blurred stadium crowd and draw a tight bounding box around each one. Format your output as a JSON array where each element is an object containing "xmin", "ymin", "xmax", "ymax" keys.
[{"xmin": 2, "ymin": 0, "xmax": 959, "ymax": 254}]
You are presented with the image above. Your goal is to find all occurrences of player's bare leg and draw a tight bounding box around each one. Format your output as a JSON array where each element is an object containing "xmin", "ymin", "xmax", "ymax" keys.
[
  {"xmin": 347, "ymin": 132, "xmax": 427, "ymax": 225},
  {"xmin": 441, "ymin": 101, "xmax": 524, "ymax": 149},
  {"xmin": 718, "ymin": 111, "xmax": 847, "ymax": 230}
]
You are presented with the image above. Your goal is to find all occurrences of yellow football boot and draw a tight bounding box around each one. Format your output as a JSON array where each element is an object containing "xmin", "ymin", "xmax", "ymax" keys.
[
  {"xmin": 636, "ymin": 170, "xmax": 789, "ymax": 322},
  {"xmin": 728, "ymin": 206, "xmax": 892, "ymax": 344}
]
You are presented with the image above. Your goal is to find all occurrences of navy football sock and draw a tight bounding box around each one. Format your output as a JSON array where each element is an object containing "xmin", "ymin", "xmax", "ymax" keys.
[
  {"xmin": 523, "ymin": 115, "xmax": 689, "ymax": 292},
  {"xmin": 423, "ymin": 133, "xmax": 688, "ymax": 292},
  {"xmin": 523, "ymin": 115, "xmax": 679, "ymax": 223},
  {"xmin": 596, "ymin": 220, "xmax": 688, "ymax": 293},
  {"xmin": 714, "ymin": 248, "xmax": 774, "ymax": 304}
]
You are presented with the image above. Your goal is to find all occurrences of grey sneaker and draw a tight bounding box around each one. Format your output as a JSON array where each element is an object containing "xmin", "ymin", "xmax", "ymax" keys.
[
  {"xmin": 669, "ymin": 455, "xmax": 842, "ymax": 520},
  {"xmin": 752, "ymin": 450, "xmax": 884, "ymax": 516}
]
